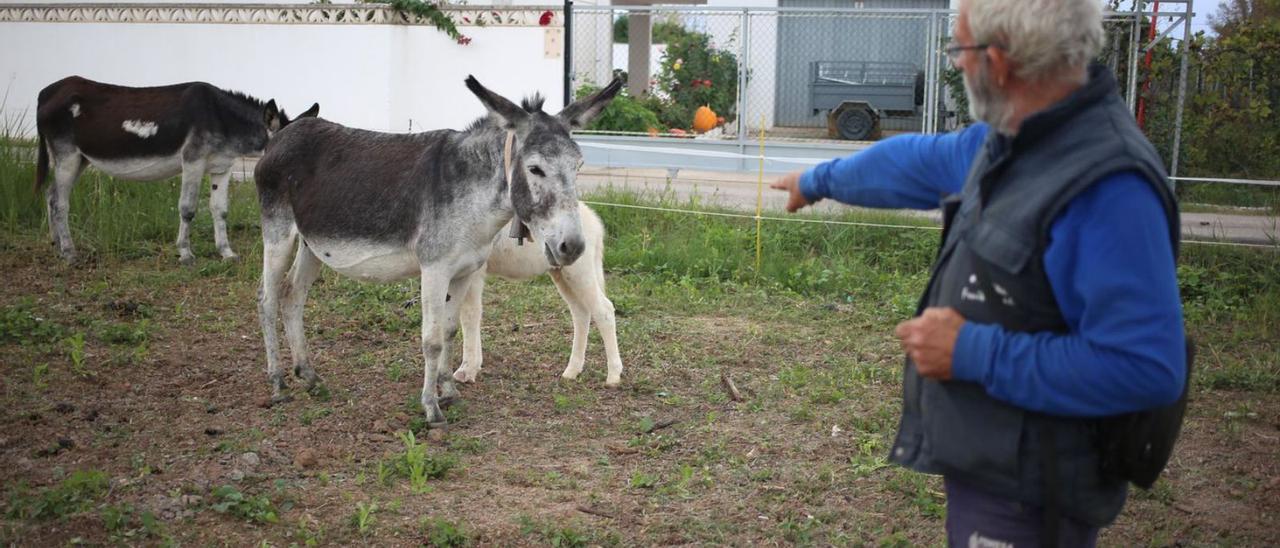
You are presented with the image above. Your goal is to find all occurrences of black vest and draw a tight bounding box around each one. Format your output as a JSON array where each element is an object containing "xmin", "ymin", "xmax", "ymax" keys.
[{"xmin": 888, "ymin": 65, "xmax": 1179, "ymax": 527}]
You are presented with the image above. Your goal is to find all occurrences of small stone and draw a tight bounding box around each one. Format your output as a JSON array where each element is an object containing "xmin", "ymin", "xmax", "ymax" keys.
[
  {"xmin": 57, "ymin": 438, "xmax": 75, "ymax": 449},
  {"xmin": 240, "ymin": 452, "xmax": 260, "ymax": 467},
  {"xmin": 227, "ymin": 469, "xmax": 245, "ymax": 482},
  {"xmin": 256, "ymin": 397, "xmax": 274, "ymax": 409},
  {"xmin": 426, "ymin": 429, "xmax": 447, "ymax": 443},
  {"xmin": 372, "ymin": 420, "xmax": 390, "ymax": 433},
  {"xmin": 293, "ymin": 449, "xmax": 318, "ymax": 469},
  {"xmin": 205, "ymin": 427, "xmax": 223, "ymax": 436},
  {"xmin": 181, "ymin": 494, "xmax": 203, "ymax": 506},
  {"xmin": 54, "ymin": 402, "xmax": 75, "ymax": 414}
]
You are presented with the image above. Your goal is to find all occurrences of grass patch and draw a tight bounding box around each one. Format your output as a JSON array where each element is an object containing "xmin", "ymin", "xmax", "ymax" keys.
[
  {"xmin": 3, "ymin": 470, "xmax": 109, "ymax": 521},
  {"xmin": 1178, "ymin": 181, "xmax": 1280, "ymax": 214},
  {"xmin": 0, "ymin": 299, "xmax": 66, "ymax": 346}
]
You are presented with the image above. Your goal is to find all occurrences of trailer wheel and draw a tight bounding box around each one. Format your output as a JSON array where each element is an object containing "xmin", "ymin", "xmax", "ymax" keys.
[{"xmin": 834, "ymin": 105, "xmax": 878, "ymax": 141}]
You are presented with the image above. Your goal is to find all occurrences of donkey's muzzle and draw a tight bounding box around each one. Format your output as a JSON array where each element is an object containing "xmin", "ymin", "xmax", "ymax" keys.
[{"xmin": 546, "ymin": 235, "xmax": 585, "ymax": 267}]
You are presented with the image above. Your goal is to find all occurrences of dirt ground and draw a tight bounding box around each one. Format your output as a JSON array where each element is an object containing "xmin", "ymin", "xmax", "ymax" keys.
[{"xmin": 1, "ymin": 237, "xmax": 1277, "ymax": 546}]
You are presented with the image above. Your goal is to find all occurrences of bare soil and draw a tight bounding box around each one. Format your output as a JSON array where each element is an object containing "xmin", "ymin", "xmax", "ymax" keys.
[{"xmin": 1, "ymin": 239, "xmax": 1276, "ymax": 546}]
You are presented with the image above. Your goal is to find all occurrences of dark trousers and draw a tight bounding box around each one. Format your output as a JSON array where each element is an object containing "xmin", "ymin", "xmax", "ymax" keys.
[{"xmin": 945, "ymin": 477, "xmax": 1100, "ymax": 548}]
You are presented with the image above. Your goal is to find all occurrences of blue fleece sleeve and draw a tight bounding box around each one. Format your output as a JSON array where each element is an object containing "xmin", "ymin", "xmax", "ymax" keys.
[
  {"xmin": 798, "ymin": 123, "xmax": 988, "ymax": 210},
  {"xmin": 950, "ymin": 172, "xmax": 1186, "ymax": 417}
]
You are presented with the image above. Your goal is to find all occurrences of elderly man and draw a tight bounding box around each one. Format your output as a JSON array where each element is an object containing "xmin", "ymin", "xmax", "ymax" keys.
[{"xmin": 772, "ymin": 0, "xmax": 1186, "ymax": 545}]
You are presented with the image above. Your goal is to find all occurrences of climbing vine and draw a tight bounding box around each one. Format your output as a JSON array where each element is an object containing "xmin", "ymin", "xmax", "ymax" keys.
[{"xmin": 365, "ymin": 0, "xmax": 470, "ymax": 45}]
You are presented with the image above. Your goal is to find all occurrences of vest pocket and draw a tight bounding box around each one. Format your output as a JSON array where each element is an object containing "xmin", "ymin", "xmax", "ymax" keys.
[
  {"xmin": 967, "ymin": 219, "xmax": 1033, "ymax": 274},
  {"xmin": 922, "ymin": 380, "xmax": 1025, "ymax": 492}
]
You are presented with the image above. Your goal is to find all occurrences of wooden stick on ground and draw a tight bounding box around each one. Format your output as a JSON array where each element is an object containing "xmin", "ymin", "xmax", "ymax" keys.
[
  {"xmin": 720, "ymin": 372, "xmax": 744, "ymax": 402},
  {"xmin": 576, "ymin": 504, "xmax": 616, "ymax": 519}
]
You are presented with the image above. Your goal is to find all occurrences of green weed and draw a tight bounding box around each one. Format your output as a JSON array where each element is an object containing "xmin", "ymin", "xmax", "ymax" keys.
[
  {"xmin": 421, "ymin": 516, "xmax": 470, "ymax": 547},
  {"xmin": 381, "ymin": 431, "xmax": 457, "ymax": 492},
  {"xmin": 209, "ymin": 485, "xmax": 279, "ymax": 524},
  {"xmin": 351, "ymin": 500, "xmax": 378, "ymax": 534}
]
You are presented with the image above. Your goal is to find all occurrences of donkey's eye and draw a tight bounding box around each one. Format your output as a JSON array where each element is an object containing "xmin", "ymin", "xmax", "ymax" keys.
[{"xmin": 529, "ymin": 166, "xmax": 546, "ymax": 177}]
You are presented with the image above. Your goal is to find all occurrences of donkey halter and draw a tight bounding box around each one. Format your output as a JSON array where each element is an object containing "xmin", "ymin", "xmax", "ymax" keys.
[{"xmin": 503, "ymin": 130, "xmax": 532, "ymax": 246}]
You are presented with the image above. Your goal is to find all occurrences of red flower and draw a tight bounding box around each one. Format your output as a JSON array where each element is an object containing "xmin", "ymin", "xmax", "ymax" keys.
[
  {"xmin": 539, "ymin": 10, "xmax": 554, "ymax": 26},
  {"xmin": 456, "ymin": 36, "xmax": 472, "ymax": 45}
]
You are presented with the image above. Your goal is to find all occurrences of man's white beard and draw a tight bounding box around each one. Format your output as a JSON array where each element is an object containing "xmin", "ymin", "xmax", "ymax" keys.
[{"xmin": 964, "ymin": 61, "xmax": 1016, "ymax": 134}]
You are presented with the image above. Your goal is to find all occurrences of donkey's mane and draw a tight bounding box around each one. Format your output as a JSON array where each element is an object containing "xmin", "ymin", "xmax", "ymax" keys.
[
  {"xmin": 221, "ymin": 88, "xmax": 289, "ymax": 120},
  {"xmin": 521, "ymin": 94, "xmax": 546, "ymax": 113},
  {"xmin": 461, "ymin": 94, "xmax": 548, "ymax": 134}
]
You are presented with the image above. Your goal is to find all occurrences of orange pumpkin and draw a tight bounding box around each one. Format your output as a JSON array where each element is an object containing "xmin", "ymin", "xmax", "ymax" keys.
[{"xmin": 692, "ymin": 105, "xmax": 717, "ymax": 133}]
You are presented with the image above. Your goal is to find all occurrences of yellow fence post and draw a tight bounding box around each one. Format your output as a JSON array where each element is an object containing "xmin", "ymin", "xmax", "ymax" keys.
[{"xmin": 755, "ymin": 116, "xmax": 766, "ymax": 273}]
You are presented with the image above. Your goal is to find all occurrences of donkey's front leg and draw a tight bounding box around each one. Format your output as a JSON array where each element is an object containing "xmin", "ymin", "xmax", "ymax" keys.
[
  {"xmin": 436, "ymin": 272, "xmax": 478, "ymax": 404},
  {"xmin": 454, "ymin": 269, "xmax": 488, "ymax": 383},
  {"xmin": 418, "ymin": 270, "xmax": 452, "ymax": 427},
  {"xmin": 208, "ymin": 170, "xmax": 239, "ymax": 261},
  {"xmin": 175, "ymin": 159, "xmax": 206, "ymax": 265}
]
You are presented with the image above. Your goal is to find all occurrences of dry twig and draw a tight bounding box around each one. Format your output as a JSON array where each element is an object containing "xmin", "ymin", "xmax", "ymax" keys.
[{"xmin": 720, "ymin": 372, "xmax": 744, "ymax": 402}]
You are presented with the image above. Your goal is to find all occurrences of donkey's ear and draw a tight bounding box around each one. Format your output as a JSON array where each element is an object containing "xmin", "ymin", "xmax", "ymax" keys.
[
  {"xmin": 262, "ymin": 99, "xmax": 281, "ymax": 130},
  {"xmin": 557, "ymin": 77, "xmax": 623, "ymax": 129},
  {"xmin": 298, "ymin": 102, "xmax": 320, "ymax": 119},
  {"xmin": 465, "ymin": 75, "xmax": 528, "ymax": 130}
]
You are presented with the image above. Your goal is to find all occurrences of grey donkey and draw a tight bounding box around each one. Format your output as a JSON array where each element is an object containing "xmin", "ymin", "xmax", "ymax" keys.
[{"xmin": 253, "ymin": 75, "xmax": 622, "ymax": 426}]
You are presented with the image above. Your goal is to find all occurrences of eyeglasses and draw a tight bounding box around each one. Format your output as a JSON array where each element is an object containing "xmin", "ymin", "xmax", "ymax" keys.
[{"xmin": 943, "ymin": 42, "xmax": 997, "ymax": 63}]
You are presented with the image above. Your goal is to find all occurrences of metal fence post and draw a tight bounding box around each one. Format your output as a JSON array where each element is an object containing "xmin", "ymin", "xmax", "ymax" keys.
[
  {"xmin": 1169, "ymin": 0, "xmax": 1193, "ymax": 180},
  {"xmin": 564, "ymin": 0, "xmax": 573, "ymax": 107},
  {"xmin": 736, "ymin": 8, "xmax": 750, "ymax": 169},
  {"xmin": 1127, "ymin": 12, "xmax": 1140, "ymax": 114},
  {"xmin": 737, "ymin": 9, "xmax": 750, "ymax": 143},
  {"xmin": 923, "ymin": 11, "xmax": 937, "ymax": 134}
]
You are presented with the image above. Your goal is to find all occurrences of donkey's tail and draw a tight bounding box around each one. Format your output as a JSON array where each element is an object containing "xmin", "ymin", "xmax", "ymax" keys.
[{"xmin": 34, "ymin": 131, "xmax": 49, "ymax": 194}]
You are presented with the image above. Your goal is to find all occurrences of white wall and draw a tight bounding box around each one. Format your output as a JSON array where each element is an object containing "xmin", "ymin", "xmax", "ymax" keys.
[{"xmin": 0, "ymin": 12, "xmax": 566, "ymax": 136}]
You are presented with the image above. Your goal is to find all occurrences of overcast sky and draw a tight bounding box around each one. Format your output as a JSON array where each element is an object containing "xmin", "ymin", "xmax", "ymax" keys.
[{"xmin": 1190, "ymin": 1, "xmax": 1218, "ymax": 36}]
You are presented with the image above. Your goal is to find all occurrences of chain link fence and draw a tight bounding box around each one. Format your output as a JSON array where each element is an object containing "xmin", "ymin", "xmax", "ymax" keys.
[
  {"xmin": 569, "ymin": 6, "xmax": 1280, "ymax": 213},
  {"xmin": 572, "ymin": 6, "xmax": 1148, "ymax": 143}
]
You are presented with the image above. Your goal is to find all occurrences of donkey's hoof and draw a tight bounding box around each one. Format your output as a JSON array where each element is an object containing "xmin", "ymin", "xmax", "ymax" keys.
[
  {"xmin": 438, "ymin": 394, "xmax": 459, "ymax": 409},
  {"xmin": 426, "ymin": 420, "xmax": 449, "ymax": 430},
  {"xmin": 306, "ymin": 383, "xmax": 329, "ymax": 400},
  {"xmin": 294, "ymin": 365, "xmax": 321, "ymax": 383},
  {"xmin": 178, "ymin": 254, "xmax": 196, "ymax": 267},
  {"xmin": 220, "ymin": 253, "xmax": 241, "ymax": 263},
  {"xmin": 561, "ymin": 369, "xmax": 583, "ymax": 381},
  {"xmin": 261, "ymin": 393, "xmax": 293, "ymax": 407},
  {"xmin": 604, "ymin": 377, "xmax": 622, "ymax": 388},
  {"xmin": 452, "ymin": 368, "xmax": 478, "ymax": 383}
]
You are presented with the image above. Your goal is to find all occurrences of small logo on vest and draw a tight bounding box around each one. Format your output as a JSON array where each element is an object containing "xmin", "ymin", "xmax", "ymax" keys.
[
  {"xmin": 961, "ymin": 274, "xmax": 986, "ymax": 304},
  {"xmin": 992, "ymin": 282, "xmax": 1016, "ymax": 307},
  {"xmin": 962, "ymin": 273, "xmax": 1017, "ymax": 307},
  {"xmin": 969, "ymin": 532, "xmax": 1014, "ymax": 548}
]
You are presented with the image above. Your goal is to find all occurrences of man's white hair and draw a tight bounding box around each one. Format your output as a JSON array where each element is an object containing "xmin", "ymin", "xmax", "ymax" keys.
[{"xmin": 967, "ymin": 0, "xmax": 1104, "ymax": 85}]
